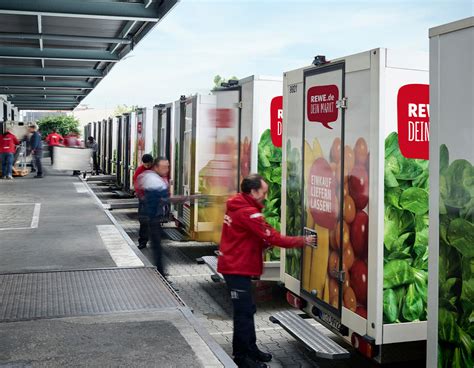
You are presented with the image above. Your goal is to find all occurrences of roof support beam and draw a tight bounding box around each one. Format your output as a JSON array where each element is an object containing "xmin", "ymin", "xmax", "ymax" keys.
[
  {"xmin": 0, "ymin": 0, "xmax": 164, "ymax": 22},
  {"xmin": 0, "ymin": 80, "xmax": 93, "ymax": 89},
  {"xmin": 0, "ymin": 67, "xmax": 104, "ymax": 78},
  {"xmin": 17, "ymin": 106, "xmax": 74, "ymax": 111},
  {"xmin": 15, "ymin": 103, "xmax": 77, "ymax": 107},
  {"xmin": 10, "ymin": 97, "xmax": 78, "ymax": 102},
  {"xmin": 0, "ymin": 32, "xmax": 133, "ymax": 45},
  {"xmin": 0, "ymin": 46, "xmax": 119, "ymax": 62},
  {"xmin": 6, "ymin": 89, "xmax": 87, "ymax": 96}
]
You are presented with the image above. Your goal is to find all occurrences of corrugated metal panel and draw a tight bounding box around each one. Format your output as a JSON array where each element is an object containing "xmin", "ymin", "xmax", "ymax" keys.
[
  {"xmin": 43, "ymin": 17, "xmax": 127, "ymax": 38},
  {"xmin": 0, "ymin": 14, "xmax": 37, "ymax": 33}
]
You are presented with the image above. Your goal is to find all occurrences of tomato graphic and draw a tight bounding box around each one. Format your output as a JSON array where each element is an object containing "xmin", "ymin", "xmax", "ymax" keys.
[
  {"xmin": 351, "ymin": 211, "xmax": 368, "ymax": 258},
  {"xmin": 354, "ymin": 138, "xmax": 368, "ymax": 165},
  {"xmin": 350, "ymin": 259, "xmax": 368, "ymax": 306},
  {"xmin": 349, "ymin": 165, "xmax": 369, "ymax": 210}
]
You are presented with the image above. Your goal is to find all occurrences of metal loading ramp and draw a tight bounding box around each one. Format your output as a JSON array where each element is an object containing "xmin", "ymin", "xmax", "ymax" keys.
[
  {"xmin": 162, "ymin": 227, "xmax": 189, "ymax": 241},
  {"xmin": 270, "ymin": 310, "xmax": 351, "ymax": 360},
  {"xmin": 196, "ymin": 255, "xmax": 223, "ymax": 282},
  {"xmin": 0, "ymin": 267, "xmax": 183, "ymax": 322}
]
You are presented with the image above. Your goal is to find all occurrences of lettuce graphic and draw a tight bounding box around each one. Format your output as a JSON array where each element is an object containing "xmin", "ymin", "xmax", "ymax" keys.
[
  {"xmin": 258, "ymin": 129, "xmax": 283, "ymax": 261},
  {"xmin": 383, "ymin": 133, "xmax": 429, "ymax": 324},
  {"xmin": 438, "ymin": 144, "xmax": 474, "ymax": 368}
]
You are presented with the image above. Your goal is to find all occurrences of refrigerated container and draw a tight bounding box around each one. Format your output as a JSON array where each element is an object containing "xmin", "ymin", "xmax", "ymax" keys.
[
  {"xmin": 110, "ymin": 117, "xmax": 118, "ymax": 175},
  {"xmin": 84, "ymin": 122, "xmax": 91, "ymax": 144},
  {"xmin": 99, "ymin": 119, "xmax": 107, "ymax": 173},
  {"xmin": 104, "ymin": 117, "xmax": 114, "ymax": 175},
  {"xmin": 134, "ymin": 107, "xmax": 153, "ymax": 166},
  {"xmin": 153, "ymin": 102, "xmax": 176, "ymax": 194},
  {"xmin": 210, "ymin": 75, "xmax": 284, "ymax": 280},
  {"xmin": 115, "ymin": 115, "xmax": 124, "ymax": 186},
  {"xmin": 171, "ymin": 98, "xmax": 185, "ymax": 220},
  {"xmin": 280, "ymin": 48, "xmax": 429, "ymax": 362},
  {"xmin": 172, "ymin": 94, "xmax": 217, "ymax": 241},
  {"xmin": 427, "ymin": 17, "xmax": 474, "ymax": 368},
  {"xmin": 121, "ymin": 112, "xmax": 134, "ymax": 192}
]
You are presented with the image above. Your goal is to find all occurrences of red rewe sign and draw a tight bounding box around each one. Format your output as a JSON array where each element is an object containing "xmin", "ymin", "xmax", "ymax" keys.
[
  {"xmin": 270, "ymin": 96, "xmax": 283, "ymax": 147},
  {"xmin": 397, "ymin": 84, "xmax": 429, "ymax": 160},
  {"xmin": 307, "ymin": 85, "xmax": 339, "ymax": 129}
]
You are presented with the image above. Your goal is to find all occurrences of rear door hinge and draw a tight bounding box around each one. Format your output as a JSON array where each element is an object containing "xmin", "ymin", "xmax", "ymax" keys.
[{"xmin": 336, "ymin": 97, "xmax": 348, "ymax": 110}]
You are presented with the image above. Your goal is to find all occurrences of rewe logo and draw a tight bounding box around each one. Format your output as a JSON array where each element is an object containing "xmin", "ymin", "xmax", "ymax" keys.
[
  {"xmin": 270, "ymin": 96, "xmax": 283, "ymax": 147},
  {"xmin": 307, "ymin": 85, "xmax": 339, "ymax": 129},
  {"xmin": 397, "ymin": 84, "xmax": 429, "ymax": 160}
]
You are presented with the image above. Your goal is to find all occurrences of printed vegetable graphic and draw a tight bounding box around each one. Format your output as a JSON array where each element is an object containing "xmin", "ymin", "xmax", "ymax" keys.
[
  {"xmin": 382, "ymin": 132, "xmax": 429, "ymax": 324},
  {"xmin": 351, "ymin": 259, "xmax": 368, "ymax": 306},
  {"xmin": 308, "ymin": 225, "xmax": 329, "ymax": 298},
  {"xmin": 258, "ymin": 129, "xmax": 282, "ymax": 261},
  {"xmin": 285, "ymin": 141, "xmax": 303, "ymax": 278},
  {"xmin": 437, "ymin": 144, "xmax": 474, "ymax": 368},
  {"xmin": 240, "ymin": 136, "xmax": 251, "ymax": 179},
  {"xmin": 303, "ymin": 134, "xmax": 370, "ymax": 316}
]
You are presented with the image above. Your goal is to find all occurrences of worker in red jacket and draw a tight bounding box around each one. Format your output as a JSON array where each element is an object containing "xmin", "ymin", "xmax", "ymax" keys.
[
  {"xmin": 0, "ymin": 125, "xmax": 19, "ymax": 180},
  {"xmin": 133, "ymin": 154, "xmax": 154, "ymax": 249},
  {"xmin": 217, "ymin": 173, "xmax": 316, "ymax": 368},
  {"xmin": 45, "ymin": 129, "xmax": 64, "ymax": 165}
]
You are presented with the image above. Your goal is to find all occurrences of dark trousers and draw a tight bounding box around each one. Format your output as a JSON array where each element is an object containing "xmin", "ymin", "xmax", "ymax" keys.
[
  {"xmin": 49, "ymin": 145, "xmax": 54, "ymax": 165},
  {"xmin": 92, "ymin": 152, "xmax": 99, "ymax": 174},
  {"xmin": 33, "ymin": 151, "xmax": 43, "ymax": 175},
  {"xmin": 1, "ymin": 152, "xmax": 14, "ymax": 177},
  {"xmin": 223, "ymin": 275, "xmax": 258, "ymax": 359},
  {"xmin": 138, "ymin": 201, "xmax": 149, "ymax": 247},
  {"xmin": 149, "ymin": 218, "xmax": 164, "ymax": 275}
]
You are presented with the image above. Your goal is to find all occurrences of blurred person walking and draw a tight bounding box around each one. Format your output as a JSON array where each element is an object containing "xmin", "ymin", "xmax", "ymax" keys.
[
  {"xmin": 0, "ymin": 123, "xmax": 19, "ymax": 179},
  {"xmin": 133, "ymin": 153, "xmax": 154, "ymax": 249},
  {"xmin": 137, "ymin": 157, "xmax": 202, "ymax": 277},
  {"xmin": 45, "ymin": 129, "xmax": 63, "ymax": 165},
  {"xmin": 217, "ymin": 173, "xmax": 316, "ymax": 368},
  {"xmin": 86, "ymin": 136, "xmax": 99, "ymax": 175},
  {"xmin": 28, "ymin": 124, "xmax": 43, "ymax": 178}
]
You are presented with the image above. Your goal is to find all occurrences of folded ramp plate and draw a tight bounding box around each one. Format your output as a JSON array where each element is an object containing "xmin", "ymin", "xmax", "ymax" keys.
[{"xmin": 270, "ymin": 310, "xmax": 350, "ymax": 360}]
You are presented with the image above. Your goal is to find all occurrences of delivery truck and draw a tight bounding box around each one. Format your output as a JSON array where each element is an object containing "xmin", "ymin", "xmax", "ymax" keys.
[
  {"xmin": 132, "ymin": 107, "xmax": 153, "ymax": 180},
  {"xmin": 202, "ymin": 75, "xmax": 284, "ymax": 280},
  {"xmin": 114, "ymin": 115, "xmax": 124, "ymax": 186},
  {"xmin": 172, "ymin": 94, "xmax": 217, "ymax": 241},
  {"xmin": 427, "ymin": 17, "xmax": 474, "ymax": 368},
  {"xmin": 274, "ymin": 48, "xmax": 430, "ymax": 363}
]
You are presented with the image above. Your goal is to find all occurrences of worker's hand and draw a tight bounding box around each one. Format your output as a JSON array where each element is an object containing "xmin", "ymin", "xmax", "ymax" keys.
[{"xmin": 304, "ymin": 234, "xmax": 317, "ymax": 247}]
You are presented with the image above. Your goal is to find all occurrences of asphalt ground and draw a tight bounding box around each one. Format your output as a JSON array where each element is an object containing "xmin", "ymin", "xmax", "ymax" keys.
[{"xmin": 0, "ymin": 166, "xmax": 234, "ymax": 367}]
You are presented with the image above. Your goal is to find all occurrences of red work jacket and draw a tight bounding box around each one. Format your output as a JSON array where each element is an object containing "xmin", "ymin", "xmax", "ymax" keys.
[
  {"xmin": 0, "ymin": 132, "xmax": 19, "ymax": 153},
  {"xmin": 217, "ymin": 193, "xmax": 304, "ymax": 277},
  {"xmin": 46, "ymin": 132, "xmax": 64, "ymax": 146}
]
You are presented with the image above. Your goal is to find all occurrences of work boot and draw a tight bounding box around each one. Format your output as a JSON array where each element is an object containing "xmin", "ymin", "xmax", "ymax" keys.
[
  {"xmin": 34, "ymin": 175, "xmax": 44, "ymax": 178},
  {"xmin": 137, "ymin": 243, "xmax": 146, "ymax": 250},
  {"xmin": 249, "ymin": 350, "xmax": 272, "ymax": 363},
  {"xmin": 234, "ymin": 356, "xmax": 268, "ymax": 368}
]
